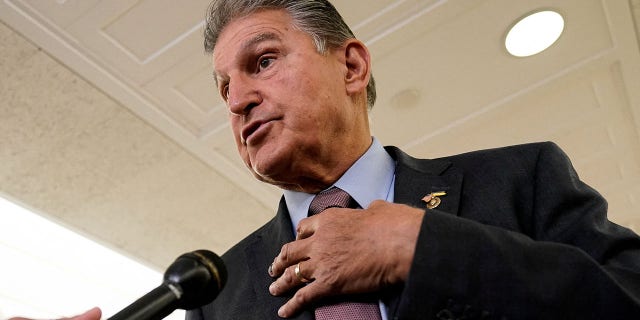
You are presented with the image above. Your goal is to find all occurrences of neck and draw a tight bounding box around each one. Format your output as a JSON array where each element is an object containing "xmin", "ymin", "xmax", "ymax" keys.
[{"xmin": 273, "ymin": 136, "xmax": 373, "ymax": 193}]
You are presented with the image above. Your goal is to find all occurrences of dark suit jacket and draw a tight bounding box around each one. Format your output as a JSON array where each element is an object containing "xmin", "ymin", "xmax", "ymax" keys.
[{"xmin": 187, "ymin": 142, "xmax": 640, "ymax": 319}]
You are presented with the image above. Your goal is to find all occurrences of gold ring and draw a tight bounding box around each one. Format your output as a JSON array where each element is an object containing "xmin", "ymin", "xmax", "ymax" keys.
[{"xmin": 294, "ymin": 262, "xmax": 311, "ymax": 283}]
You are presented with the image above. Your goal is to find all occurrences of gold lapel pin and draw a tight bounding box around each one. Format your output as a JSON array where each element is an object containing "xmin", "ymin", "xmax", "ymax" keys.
[{"xmin": 422, "ymin": 191, "xmax": 447, "ymax": 209}]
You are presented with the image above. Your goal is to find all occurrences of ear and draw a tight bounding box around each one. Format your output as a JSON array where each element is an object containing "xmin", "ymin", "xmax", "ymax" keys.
[{"xmin": 342, "ymin": 39, "xmax": 371, "ymax": 97}]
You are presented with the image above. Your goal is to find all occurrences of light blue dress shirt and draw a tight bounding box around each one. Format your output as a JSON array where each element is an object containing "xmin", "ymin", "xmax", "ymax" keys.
[{"xmin": 282, "ymin": 137, "xmax": 396, "ymax": 319}]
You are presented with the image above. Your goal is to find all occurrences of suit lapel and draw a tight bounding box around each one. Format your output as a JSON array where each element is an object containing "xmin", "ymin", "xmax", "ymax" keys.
[
  {"xmin": 386, "ymin": 146, "xmax": 463, "ymax": 215},
  {"xmin": 244, "ymin": 197, "xmax": 315, "ymax": 320}
]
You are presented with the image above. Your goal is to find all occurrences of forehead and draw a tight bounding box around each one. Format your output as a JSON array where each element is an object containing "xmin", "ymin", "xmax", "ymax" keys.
[
  {"xmin": 213, "ymin": 9, "xmax": 294, "ymax": 57},
  {"xmin": 212, "ymin": 9, "xmax": 318, "ymax": 84}
]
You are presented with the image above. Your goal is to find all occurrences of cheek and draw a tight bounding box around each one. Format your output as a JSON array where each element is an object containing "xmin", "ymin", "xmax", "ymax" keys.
[
  {"xmin": 235, "ymin": 141, "xmax": 252, "ymax": 170},
  {"xmin": 228, "ymin": 117, "xmax": 249, "ymax": 160},
  {"xmin": 229, "ymin": 116, "xmax": 242, "ymax": 141}
]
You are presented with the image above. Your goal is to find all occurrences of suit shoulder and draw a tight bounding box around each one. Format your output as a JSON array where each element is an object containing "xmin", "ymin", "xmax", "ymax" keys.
[
  {"xmin": 386, "ymin": 142, "xmax": 566, "ymax": 177},
  {"xmin": 441, "ymin": 141, "xmax": 559, "ymax": 161},
  {"xmin": 423, "ymin": 142, "xmax": 573, "ymax": 186},
  {"xmin": 438, "ymin": 141, "xmax": 567, "ymax": 169}
]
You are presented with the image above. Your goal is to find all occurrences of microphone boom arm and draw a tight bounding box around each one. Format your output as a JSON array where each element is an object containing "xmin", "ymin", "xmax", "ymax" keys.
[{"xmin": 108, "ymin": 250, "xmax": 227, "ymax": 320}]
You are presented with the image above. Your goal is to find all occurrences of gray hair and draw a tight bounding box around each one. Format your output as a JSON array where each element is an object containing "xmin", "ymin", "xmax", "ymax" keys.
[{"xmin": 204, "ymin": 0, "xmax": 376, "ymax": 109}]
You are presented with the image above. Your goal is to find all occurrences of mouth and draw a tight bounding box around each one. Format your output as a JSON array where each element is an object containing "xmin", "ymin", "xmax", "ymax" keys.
[{"xmin": 241, "ymin": 119, "xmax": 277, "ymax": 144}]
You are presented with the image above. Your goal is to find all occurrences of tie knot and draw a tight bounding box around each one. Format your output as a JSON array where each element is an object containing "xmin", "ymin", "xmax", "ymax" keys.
[{"xmin": 308, "ymin": 187, "xmax": 353, "ymax": 216}]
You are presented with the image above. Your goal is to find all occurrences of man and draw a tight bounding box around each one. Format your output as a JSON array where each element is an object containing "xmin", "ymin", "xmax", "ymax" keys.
[
  {"xmin": 187, "ymin": 0, "xmax": 640, "ymax": 319},
  {"xmin": 11, "ymin": 0, "xmax": 640, "ymax": 319}
]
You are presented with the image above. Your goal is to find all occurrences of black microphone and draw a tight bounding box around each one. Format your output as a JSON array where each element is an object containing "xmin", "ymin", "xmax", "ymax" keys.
[{"xmin": 108, "ymin": 250, "xmax": 227, "ymax": 320}]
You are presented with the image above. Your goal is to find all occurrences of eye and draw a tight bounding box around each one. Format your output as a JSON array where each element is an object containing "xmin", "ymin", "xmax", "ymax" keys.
[
  {"xmin": 220, "ymin": 83, "xmax": 229, "ymax": 101},
  {"xmin": 258, "ymin": 56, "xmax": 274, "ymax": 71}
]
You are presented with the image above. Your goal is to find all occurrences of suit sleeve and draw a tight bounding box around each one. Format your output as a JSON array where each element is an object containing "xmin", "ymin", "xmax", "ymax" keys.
[{"xmin": 395, "ymin": 142, "xmax": 640, "ymax": 319}]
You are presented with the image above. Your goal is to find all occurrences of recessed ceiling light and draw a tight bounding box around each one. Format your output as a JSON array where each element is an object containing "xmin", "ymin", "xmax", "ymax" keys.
[{"xmin": 505, "ymin": 10, "xmax": 565, "ymax": 57}]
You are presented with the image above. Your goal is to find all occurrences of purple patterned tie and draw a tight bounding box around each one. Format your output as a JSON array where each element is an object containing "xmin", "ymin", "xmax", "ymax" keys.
[{"xmin": 308, "ymin": 187, "xmax": 383, "ymax": 320}]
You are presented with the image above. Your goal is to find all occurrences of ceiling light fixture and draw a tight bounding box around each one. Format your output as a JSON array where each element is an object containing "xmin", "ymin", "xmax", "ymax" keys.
[{"xmin": 505, "ymin": 10, "xmax": 565, "ymax": 57}]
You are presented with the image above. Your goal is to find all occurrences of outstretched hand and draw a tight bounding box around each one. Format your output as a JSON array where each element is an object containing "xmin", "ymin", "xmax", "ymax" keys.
[
  {"xmin": 9, "ymin": 307, "xmax": 102, "ymax": 320},
  {"xmin": 268, "ymin": 200, "xmax": 425, "ymax": 318}
]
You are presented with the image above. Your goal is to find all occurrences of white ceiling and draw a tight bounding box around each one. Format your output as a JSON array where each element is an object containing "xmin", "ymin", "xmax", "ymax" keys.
[{"xmin": 1, "ymin": 0, "xmax": 639, "ymax": 272}]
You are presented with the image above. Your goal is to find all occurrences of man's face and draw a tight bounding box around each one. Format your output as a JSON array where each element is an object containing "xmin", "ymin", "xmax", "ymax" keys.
[{"xmin": 213, "ymin": 9, "xmax": 369, "ymax": 191}]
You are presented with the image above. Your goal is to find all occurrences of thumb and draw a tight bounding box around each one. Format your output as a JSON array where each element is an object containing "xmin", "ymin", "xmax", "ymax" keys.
[
  {"xmin": 64, "ymin": 307, "xmax": 102, "ymax": 320},
  {"xmin": 8, "ymin": 307, "xmax": 102, "ymax": 320}
]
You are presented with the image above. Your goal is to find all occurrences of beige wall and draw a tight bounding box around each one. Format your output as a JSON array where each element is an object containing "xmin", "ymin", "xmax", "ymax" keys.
[{"xmin": 0, "ymin": 21, "xmax": 272, "ymax": 269}]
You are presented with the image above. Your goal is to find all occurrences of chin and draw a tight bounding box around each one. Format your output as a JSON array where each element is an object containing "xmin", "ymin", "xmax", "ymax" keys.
[
  {"xmin": 251, "ymin": 161, "xmax": 279, "ymax": 180},
  {"xmin": 250, "ymin": 157, "xmax": 292, "ymax": 185}
]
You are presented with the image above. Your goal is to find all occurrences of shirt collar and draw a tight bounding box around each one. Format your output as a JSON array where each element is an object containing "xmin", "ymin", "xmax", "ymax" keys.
[{"xmin": 283, "ymin": 137, "xmax": 396, "ymax": 235}]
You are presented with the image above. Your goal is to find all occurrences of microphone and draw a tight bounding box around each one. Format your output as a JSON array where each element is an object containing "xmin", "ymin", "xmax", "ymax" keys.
[{"xmin": 108, "ymin": 250, "xmax": 227, "ymax": 320}]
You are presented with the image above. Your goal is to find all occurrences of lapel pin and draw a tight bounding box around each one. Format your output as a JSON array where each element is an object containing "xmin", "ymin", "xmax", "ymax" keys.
[{"xmin": 422, "ymin": 191, "xmax": 447, "ymax": 209}]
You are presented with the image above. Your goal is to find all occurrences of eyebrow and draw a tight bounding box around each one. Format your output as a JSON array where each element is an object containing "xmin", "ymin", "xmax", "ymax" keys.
[
  {"xmin": 213, "ymin": 32, "xmax": 282, "ymax": 86},
  {"xmin": 241, "ymin": 31, "xmax": 281, "ymax": 52}
]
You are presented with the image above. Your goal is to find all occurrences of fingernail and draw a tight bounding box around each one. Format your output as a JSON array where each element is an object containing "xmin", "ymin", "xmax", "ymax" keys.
[
  {"xmin": 278, "ymin": 306, "xmax": 286, "ymax": 318},
  {"xmin": 269, "ymin": 282, "xmax": 277, "ymax": 295},
  {"xmin": 268, "ymin": 263, "xmax": 274, "ymax": 276}
]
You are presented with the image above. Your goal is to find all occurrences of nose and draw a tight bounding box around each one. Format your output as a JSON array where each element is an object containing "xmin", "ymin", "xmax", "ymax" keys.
[{"xmin": 227, "ymin": 75, "xmax": 261, "ymax": 115}]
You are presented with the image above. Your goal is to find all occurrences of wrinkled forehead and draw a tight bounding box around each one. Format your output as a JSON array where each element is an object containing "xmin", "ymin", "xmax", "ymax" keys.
[
  {"xmin": 213, "ymin": 8, "xmax": 292, "ymax": 53},
  {"xmin": 215, "ymin": 9, "xmax": 295, "ymax": 59},
  {"xmin": 211, "ymin": 9, "xmax": 295, "ymax": 83}
]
